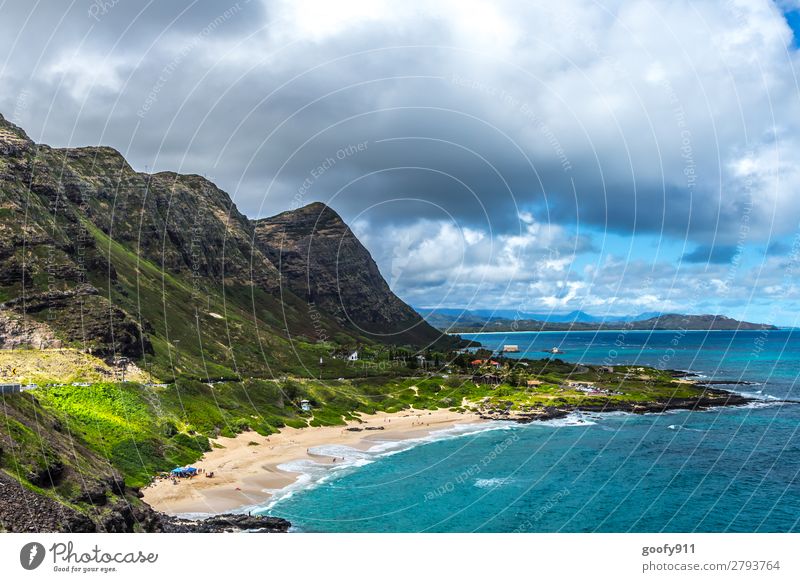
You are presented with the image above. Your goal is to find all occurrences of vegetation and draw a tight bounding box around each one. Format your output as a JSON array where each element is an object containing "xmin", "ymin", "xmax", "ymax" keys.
[{"xmin": 0, "ymin": 354, "xmax": 712, "ymax": 491}]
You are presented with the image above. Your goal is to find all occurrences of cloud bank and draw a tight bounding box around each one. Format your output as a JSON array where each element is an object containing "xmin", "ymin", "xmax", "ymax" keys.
[{"xmin": 2, "ymin": 0, "xmax": 799, "ymax": 323}]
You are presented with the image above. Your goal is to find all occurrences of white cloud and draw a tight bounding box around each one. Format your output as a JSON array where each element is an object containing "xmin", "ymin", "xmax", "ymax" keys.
[{"xmin": 43, "ymin": 53, "xmax": 127, "ymax": 101}]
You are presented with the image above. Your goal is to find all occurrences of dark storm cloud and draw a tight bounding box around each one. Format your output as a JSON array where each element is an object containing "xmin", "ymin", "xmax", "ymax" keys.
[
  {"xmin": 2, "ymin": 0, "xmax": 797, "ymax": 243},
  {"xmin": 1, "ymin": 0, "xmax": 799, "ymax": 320},
  {"xmin": 681, "ymin": 245, "xmax": 738, "ymax": 264}
]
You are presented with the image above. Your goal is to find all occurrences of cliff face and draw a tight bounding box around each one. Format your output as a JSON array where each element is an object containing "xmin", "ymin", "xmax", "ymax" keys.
[
  {"xmin": 1, "ymin": 114, "xmax": 449, "ymax": 373},
  {"xmin": 254, "ymin": 202, "xmax": 446, "ymax": 347},
  {"xmin": 0, "ymin": 116, "xmax": 150, "ymax": 356},
  {"xmin": 0, "ymin": 114, "xmax": 278, "ymax": 292}
]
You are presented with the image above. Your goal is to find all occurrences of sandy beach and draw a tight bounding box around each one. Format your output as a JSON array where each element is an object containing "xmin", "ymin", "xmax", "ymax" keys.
[{"xmin": 142, "ymin": 408, "xmax": 483, "ymax": 515}]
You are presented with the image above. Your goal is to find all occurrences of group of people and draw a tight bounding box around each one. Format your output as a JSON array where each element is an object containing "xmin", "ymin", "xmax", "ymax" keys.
[{"xmin": 161, "ymin": 466, "xmax": 215, "ymax": 485}]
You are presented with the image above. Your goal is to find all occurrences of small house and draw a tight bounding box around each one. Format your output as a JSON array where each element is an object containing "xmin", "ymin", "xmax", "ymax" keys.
[
  {"xmin": 347, "ymin": 351, "xmax": 359, "ymax": 361},
  {"xmin": 502, "ymin": 345, "xmax": 519, "ymax": 352},
  {"xmin": 470, "ymin": 359, "xmax": 501, "ymax": 368},
  {"xmin": 300, "ymin": 399, "xmax": 312, "ymax": 412}
]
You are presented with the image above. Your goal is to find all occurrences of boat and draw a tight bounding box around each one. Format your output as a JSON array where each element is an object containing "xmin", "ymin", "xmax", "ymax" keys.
[{"xmin": 543, "ymin": 347, "xmax": 564, "ymax": 354}]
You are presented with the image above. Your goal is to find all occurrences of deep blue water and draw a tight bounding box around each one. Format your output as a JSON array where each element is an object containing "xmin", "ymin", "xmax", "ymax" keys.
[{"xmin": 261, "ymin": 330, "xmax": 800, "ymax": 532}]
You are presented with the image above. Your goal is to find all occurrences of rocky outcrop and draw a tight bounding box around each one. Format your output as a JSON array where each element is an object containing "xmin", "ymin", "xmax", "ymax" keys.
[
  {"xmin": 162, "ymin": 513, "xmax": 291, "ymax": 533},
  {"xmin": 477, "ymin": 387, "xmax": 754, "ymax": 423},
  {"xmin": 0, "ymin": 310, "xmax": 58, "ymax": 350},
  {"xmin": 254, "ymin": 202, "xmax": 448, "ymax": 347},
  {"xmin": 0, "ymin": 469, "xmax": 292, "ymax": 533},
  {"xmin": 0, "ymin": 470, "xmax": 97, "ymax": 533},
  {"xmin": 0, "ymin": 286, "xmax": 150, "ymax": 357}
]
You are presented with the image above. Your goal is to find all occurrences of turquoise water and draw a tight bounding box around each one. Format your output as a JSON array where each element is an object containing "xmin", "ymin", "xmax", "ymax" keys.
[{"xmin": 262, "ymin": 330, "xmax": 800, "ymax": 532}]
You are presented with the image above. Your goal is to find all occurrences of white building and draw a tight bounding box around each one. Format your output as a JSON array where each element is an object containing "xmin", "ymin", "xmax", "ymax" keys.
[
  {"xmin": 347, "ymin": 351, "xmax": 359, "ymax": 361},
  {"xmin": 300, "ymin": 399, "xmax": 312, "ymax": 412}
]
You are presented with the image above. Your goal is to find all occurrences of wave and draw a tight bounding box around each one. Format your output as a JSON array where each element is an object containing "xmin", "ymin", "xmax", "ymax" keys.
[
  {"xmin": 667, "ymin": 424, "xmax": 705, "ymax": 432},
  {"xmin": 368, "ymin": 421, "xmax": 516, "ymax": 454},
  {"xmin": 256, "ymin": 395, "xmax": 794, "ymax": 515},
  {"xmin": 474, "ymin": 477, "xmax": 511, "ymax": 489},
  {"xmin": 255, "ymin": 421, "xmax": 514, "ymax": 512},
  {"xmin": 735, "ymin": 389, "xmax": 779, "ymax": 401},
  {"xmin": 738, "ymin": 399, "xmax": 789, "ymax": 410},
  {"xmin": 537, "ymin": 412, "xmax": 597, "ymax": 427}
]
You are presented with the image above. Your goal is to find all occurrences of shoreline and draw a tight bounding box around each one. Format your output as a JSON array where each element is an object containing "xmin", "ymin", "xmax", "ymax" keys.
[
  {"xmin": 142, "ymin": 386, "xmax": 762, "ymax": 517},
  {"xmin": 142, "ymin": 408, "xmax": 485, "ymax": 516},
  {"xmin": 475, "ymin": 387, "xmax": 755, "ymax": 423},
  {"xmin": 455, "ymin": 329, "xmax": 782, "ymax": 335}
]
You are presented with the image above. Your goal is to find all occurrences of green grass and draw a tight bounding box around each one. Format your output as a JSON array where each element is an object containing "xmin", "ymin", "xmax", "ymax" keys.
[{"xmin": 3, "ymin": 357, "xmax": 712, "ymax": 491}]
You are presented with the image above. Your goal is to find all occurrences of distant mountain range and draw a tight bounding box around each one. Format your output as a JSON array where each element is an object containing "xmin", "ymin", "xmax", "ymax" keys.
[{"xmin": 422, "ymin": 308, "xmax": 778, "ymax": 332}]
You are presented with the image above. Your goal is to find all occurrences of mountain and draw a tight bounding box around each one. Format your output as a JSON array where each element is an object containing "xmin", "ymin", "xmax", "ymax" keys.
[
  {"xmin": 627, "ymin": 313, "xmax": 776, "ymax": 331},
  {"xmin": 426, "ymin": 309, "xmax": 778, "ymax": 333},
  {"xmin": 0, "ymin": 113, "xmax": 449, "ymax": 379},
  {"xmin": 254, "ymin": 203, "xmax": 446, "ymax": 347},
  {"xmin": 421, "ymin": 308, "xmax": 624, "ymax": 327}
]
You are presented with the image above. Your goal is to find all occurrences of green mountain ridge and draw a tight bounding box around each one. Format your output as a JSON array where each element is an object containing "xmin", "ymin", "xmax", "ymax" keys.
[{"xmin": 0, "ymin": 113, "xmax": 451, "ymax": 380}]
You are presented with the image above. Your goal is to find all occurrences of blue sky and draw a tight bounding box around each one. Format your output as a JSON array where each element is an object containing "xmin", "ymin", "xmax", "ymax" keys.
[{"xmin": 783, "ymin": 6, "xmax": 800, "ymax": 45}]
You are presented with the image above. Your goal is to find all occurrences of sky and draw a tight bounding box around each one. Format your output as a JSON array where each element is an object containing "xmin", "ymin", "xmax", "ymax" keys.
[{"xmin": 2, "ymin": 0, "xmax": 800, "ymax": 325}]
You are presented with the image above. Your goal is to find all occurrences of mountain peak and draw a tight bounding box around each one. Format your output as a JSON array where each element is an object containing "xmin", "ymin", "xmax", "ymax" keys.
[
  {"xmin": 0, "ymin": 112, "xmax": 32, "ymax": 153},
  {"xmin": 253, "ymin": 203, "xmax": 447, "ymax": 347},
  {"xmin": 268, "ymin": 202, "xmax": 346, "ymax": 230}
]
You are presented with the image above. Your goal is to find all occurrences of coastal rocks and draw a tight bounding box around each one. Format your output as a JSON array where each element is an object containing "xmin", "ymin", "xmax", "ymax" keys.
[
  {"xmin": 75, "ymin": 472, "xmax": 126, "ymax": 506},
  {"xmin": 479, "ymin": 406, "xmax": 569, "ymax": 424},
  {"xmin": 693, "ymin": 380, "xmax": 759, "ymax": 387},
  {"xmin": 0, "ymin": 467, "xmax": 278, "ymax": 533},
  {"xmin": 162, "ymin": 513, "xmax": 291, "ymax": 533},
  {"xmin": 478, "ymin": 387, "xmax": 753, "ymax": 424},
  {"xmin": 26, "ymin": 458, "xmax": 65, "ymax": 488},
  {"xmin": 0, "ymin": 470, "xmax": 96, "ymax": 533}
]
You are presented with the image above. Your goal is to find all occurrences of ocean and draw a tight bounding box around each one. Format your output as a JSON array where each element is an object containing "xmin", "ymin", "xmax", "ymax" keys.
[{"xmin": 260, "ymin": 330, "xmax": 800, "ymax": 532}]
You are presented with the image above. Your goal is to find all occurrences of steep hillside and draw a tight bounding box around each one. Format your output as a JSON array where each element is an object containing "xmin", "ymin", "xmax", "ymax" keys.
[
  {"xmin": 0, "ymin": 114, "xmax": 448, "ymax": 380},
  {"xmin": 0, "ymin": 390, "xmax": 161, "ymax": 532},
  {"xmin": 254, "ymin": 202, "xmax": 449, "ymax": 348}
]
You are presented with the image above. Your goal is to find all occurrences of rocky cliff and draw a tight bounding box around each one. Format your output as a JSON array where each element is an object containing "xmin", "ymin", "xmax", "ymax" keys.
[
  {"xmin": 254, "ymin": 202, "xmax": 447, "ymax": 347},
  {"xmin": 1, "ymin": 113, "xmax": 454, "ymax": 377}
]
